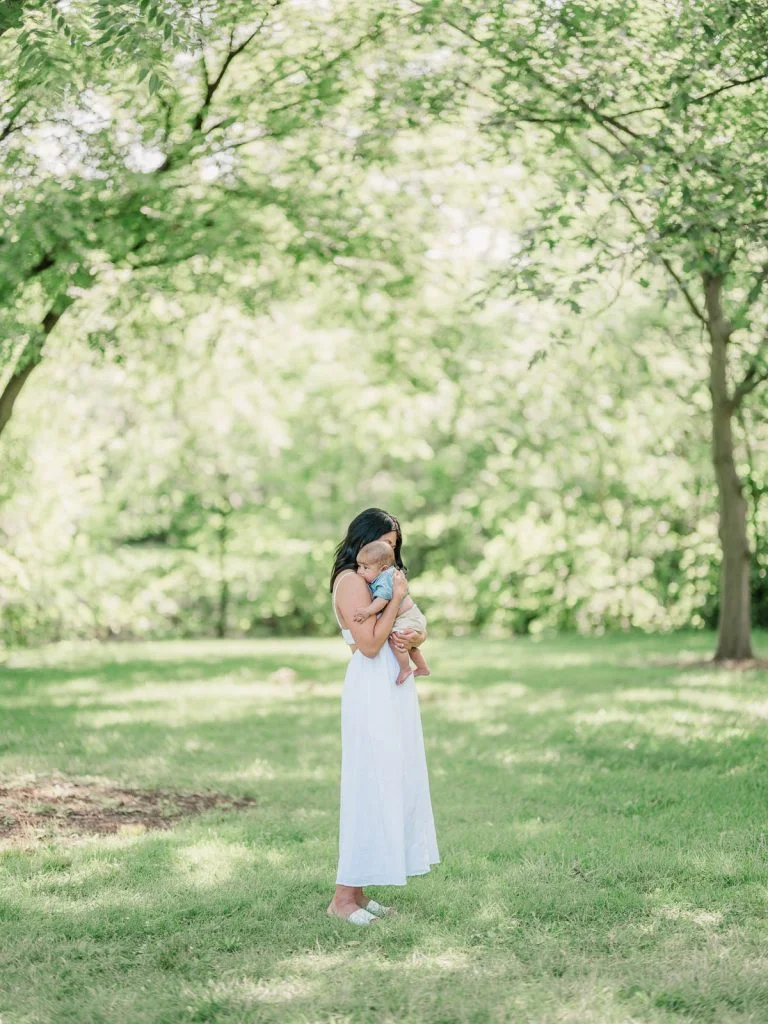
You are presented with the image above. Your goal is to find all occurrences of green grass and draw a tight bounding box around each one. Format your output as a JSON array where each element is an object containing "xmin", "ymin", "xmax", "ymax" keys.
[{"xmin": 2, "ymin": 632, "xmax": 768, "ymax": 1023}]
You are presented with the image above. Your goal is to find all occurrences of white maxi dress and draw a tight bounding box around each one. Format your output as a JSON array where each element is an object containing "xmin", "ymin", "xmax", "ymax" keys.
[{"xmin": 332, "ymin": 570, "xmax": 440, "ymax": 886}]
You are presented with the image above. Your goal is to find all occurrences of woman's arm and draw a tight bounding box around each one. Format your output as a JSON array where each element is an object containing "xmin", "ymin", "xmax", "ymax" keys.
[
  {"xmin": 353, "ymin": 596, "xmax": 389, "ymax": 622},
  {"xmin": 336, "ymin": 571, "xmax": 408, "ymax": 657}
]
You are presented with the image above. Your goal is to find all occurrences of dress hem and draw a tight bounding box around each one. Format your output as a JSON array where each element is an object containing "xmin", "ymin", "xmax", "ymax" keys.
[{"xmin": 336, "ymin": 858, "xmax": 441, "ymax": 888}]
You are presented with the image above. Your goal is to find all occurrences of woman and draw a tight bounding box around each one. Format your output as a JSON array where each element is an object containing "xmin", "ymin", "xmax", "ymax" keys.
[{"xmin": 327, "ymin": 507, "xmax": 440, "ymax": 925}]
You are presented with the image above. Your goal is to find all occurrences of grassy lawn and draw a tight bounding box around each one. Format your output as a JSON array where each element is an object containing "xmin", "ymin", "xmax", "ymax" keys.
[{"xmin": 1, "ymin": 633, "xmax": 768, "ymax": 1024}]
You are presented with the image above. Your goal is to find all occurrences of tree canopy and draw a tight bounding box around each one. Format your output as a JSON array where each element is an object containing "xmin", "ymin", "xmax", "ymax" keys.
[{"xmin": 1, "ymin": 1, "xmax": 767, "ymax": 656}]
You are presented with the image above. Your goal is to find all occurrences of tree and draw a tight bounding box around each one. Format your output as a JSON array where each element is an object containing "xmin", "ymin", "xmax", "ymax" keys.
[
  {"xmin": 0, "ymin": 0, "xmax": 400, "ymax": 437},
  {"xmin": 389, "ymin": 0, "xmax": 768, "ymax": 659}
]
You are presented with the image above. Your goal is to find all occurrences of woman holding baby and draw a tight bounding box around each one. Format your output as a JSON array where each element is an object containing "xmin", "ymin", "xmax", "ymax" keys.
[{"xmin": 327, "ymin": 507, "xmax": 440, "ymax": 926}]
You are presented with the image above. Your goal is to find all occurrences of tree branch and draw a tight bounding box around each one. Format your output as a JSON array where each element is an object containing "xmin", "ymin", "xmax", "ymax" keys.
[
  {"xmin": 409, "ymin": 0, "xmax": 651, "ymax": 143},
  {"xmin": 738, "ymin": 261, "xmax": 768, "ymax": 317},
  {"xmin": 416, "ymin": 0, "xmax": 767, "ymax": 133},
  {"xmin": 28, "ymin": 250, "xmax": 57, "ymax": 277},
  {"xmin": 567, "ymin": 138, "xmax": 707, "ymax": 324},
  {"xmin": 0, "ymin": 338, "xmax": 40, "ymax": 436},
  {"xmin": 658, "ymin": 256, "xmax": 707, "ymax": 326},
  {"xmin": 732, "ymin": 346, "xmax": 768, "ymax": 409},
  {"xmin": 486, "ymin": 109, "xmax": 580, "ymax": 127},
  {"xmin": 209, "ymin": 24, "xmax": 392, "ymax": 153},
  {"xmin": 0, "ymin": 100, "xmax": 29, "ymax": 142},
  {"xmin": 191, "ymin": 3, "xmax": 283, "ymax": 132},
  {"xmin": 0, "ymin": 296, "xmax": 74, "ymax": 439},
  {"xmin": 612, "ymin": 72, "xmax": 768, "ymax": 119}
]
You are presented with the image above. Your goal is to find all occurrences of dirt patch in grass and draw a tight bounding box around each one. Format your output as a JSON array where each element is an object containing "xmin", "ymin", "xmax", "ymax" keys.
[{"xmin": 0, "ymin": 777, "xmax": 258, "ymax": 847}]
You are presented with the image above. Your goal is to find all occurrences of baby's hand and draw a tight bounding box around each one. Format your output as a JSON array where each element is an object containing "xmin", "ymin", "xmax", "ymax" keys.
[
  {"xmin": 391, "ymin": 569, "xmax": 408, "ymax": 600},
  {"xmin": 353, "ymin": 608, "xmax": 372, "ymax": 622}
]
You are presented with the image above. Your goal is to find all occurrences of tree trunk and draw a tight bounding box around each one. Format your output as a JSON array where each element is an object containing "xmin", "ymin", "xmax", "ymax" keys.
[
  {"xmin": 705, "ymin": 274, "xmax": 753, "ymax": 661},
  {"xmin": 216, "ymin": 516, "xmax": 230, "ymax": 639},
  {"xmin": 217, "ymin": 575, "xmax": 230, "ymax": 639},
  {"xmin": 0, "ymin": 301, "xmax": 71, "ymax": 440},
  {"xmin": 0, "ymin": 340, "xmax": 42, "ymax": 437}
]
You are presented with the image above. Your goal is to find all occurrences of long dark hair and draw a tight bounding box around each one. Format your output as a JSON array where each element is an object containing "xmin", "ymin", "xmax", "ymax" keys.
[{"xmin": 330, "ymin": 508, "xmax": 406, "ymax": 591}]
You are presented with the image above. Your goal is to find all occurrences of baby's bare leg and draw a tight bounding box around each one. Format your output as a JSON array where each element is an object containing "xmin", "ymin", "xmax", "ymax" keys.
[
  {"xmin": 393, "ymin": 644, "xmax": 413, "ymax": 685},
  {"xmin": 409, "ymin": 646, "xmax": 430, "ymax": 678}
]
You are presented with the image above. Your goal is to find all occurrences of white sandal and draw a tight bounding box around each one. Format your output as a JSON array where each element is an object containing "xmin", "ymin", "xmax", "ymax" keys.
[
  {"xmin": 328, "ymin": 906, "xmax": 378, "ymax": 926},
  {"xmin": 365, "ymin": 899, "xmax": 395, "ymax": 916}
]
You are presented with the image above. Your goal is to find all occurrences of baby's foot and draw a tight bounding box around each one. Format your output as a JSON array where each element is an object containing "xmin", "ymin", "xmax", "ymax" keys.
[
  {"xmin": 413, "ymin": 666, "xmax": 431, "ymax": 677},
  {"xmin": 396, "ymin": 667, "xmax": 413, "ymax": 685}
]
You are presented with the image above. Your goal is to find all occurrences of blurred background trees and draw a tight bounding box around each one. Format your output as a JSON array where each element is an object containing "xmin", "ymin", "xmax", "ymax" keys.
[
  {"xmin": 1, "ymin": 1, "xmax": 767, "ymax": 654},
  {"xmin": 385, "ymin": 0, "xmax": 768, "ymax": 658}
]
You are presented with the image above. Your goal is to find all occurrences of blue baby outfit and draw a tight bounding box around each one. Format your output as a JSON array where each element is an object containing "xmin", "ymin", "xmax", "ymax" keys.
[{"xmin": 370, "ymin": 565, "xmax": 396, "ymax": 601}]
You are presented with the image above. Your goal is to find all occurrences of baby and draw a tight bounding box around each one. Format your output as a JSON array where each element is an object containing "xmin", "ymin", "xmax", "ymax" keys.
[{"xmin": 353, "ymin": 539, "xmax": 431, "ymax": 685}]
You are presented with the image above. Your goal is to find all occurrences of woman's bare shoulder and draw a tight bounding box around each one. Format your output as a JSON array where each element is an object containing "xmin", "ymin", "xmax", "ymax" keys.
[{"xmin": 335, "ymin": 572, "xmax": 368, "ymax": 599}]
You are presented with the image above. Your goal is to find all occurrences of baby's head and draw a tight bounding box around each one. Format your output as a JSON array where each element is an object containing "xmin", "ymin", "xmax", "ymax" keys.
[{"xmin": 356, "ymin": 540, "xmax": 395, "ymax": 583}]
